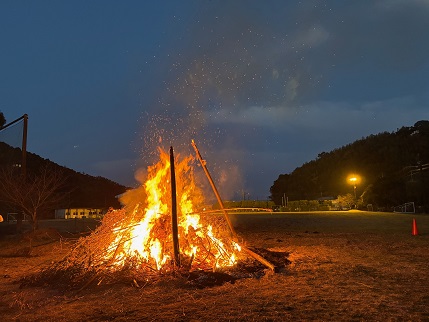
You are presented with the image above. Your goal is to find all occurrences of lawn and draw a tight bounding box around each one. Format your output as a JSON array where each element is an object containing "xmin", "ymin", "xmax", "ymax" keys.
[{"xmin": 1, "ymin": 211, "xmax": 428, "ymax": 321}]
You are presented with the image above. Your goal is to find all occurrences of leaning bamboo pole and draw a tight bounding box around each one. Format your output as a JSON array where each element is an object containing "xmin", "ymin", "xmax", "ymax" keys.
[
  {"xmin": 191, "ymin": 140, "xmax": 275, "ymax": 271},
  {"xmin": 191, "ymin": 140, "xmax": 237, "ymax": 240}
]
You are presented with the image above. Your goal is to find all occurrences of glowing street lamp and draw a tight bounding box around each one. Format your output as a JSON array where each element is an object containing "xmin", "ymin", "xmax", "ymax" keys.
[
  {"xmin": 349, "ymin": 177, "xmax": 357, "ymax": 198},
  {"xmin": 347, "ymin": 174, "xmax": 360, "ymax": 199}
]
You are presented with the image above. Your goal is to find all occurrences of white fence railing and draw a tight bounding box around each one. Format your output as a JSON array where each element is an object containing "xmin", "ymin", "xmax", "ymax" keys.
[{"xmin": 393, "ymin": 202, "xmax": 415, "ymax": 214}]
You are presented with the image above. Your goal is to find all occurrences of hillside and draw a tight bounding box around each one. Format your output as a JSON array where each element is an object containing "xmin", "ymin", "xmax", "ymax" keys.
[
  {"xmin": 0, "ymin": 142, "xmax": 128, "ymax": 218},
  {"xmin": 270, "ymin": 120, "xmax": 429, "ymax": 211}
]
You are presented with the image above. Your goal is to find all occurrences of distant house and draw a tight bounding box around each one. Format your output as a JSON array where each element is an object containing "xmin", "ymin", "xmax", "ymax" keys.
[{"xmin": 55, "ymin": 208, "xmax": 106, "ymax": 219}]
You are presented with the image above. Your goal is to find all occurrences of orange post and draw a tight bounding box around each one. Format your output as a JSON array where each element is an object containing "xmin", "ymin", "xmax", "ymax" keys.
[{"xmin": 412, "ymin": 218, "xmax": 419, "ymax": 236}]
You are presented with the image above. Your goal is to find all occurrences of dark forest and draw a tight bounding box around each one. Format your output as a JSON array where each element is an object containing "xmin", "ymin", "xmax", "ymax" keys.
[{"xmin": 270, "ymin": 120, "xmax": 429, "ymax": 212}]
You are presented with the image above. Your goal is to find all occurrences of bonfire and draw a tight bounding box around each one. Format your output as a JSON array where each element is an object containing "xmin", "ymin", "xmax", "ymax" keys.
[
  {"xmin": 86, "ymin": 146, "xmax": 242, "ymax": 272},
  {"xmin": 23, "ymin": 142, "xmax": 283, "ymax": 290}
]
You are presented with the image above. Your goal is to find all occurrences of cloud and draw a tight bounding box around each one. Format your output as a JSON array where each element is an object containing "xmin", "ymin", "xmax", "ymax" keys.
[
  {"xmin": 202, "ymin": 94, "xmax": 429, "ymax": 198},
  {"xmin": 207, "ymin": 95, "xmax": 429, "ymax": 136},
  {"xmin": 144, "ymin": 1, "xmax": 429, "ymax": 132}
]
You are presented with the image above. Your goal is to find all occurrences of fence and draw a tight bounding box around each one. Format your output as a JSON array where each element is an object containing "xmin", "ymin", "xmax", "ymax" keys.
[{"xmin": 393, "ymin": 202, "xmax": 415, "ymax": 214}]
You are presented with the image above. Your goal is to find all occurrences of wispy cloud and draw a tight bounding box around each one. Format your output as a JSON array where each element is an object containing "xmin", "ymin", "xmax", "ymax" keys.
[{"xmin": 207, "ymin": 95, "xmax": 428, "ymax": 133}]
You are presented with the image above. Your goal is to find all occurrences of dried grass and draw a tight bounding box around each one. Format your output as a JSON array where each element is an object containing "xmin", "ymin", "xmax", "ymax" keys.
[
  {"xmin": 2, "ymin": 212, "xmax": 429, "ymax": 321},
  {"xmin": 19, "ymin": 209, "xmax": 281, "ymax": 291}
]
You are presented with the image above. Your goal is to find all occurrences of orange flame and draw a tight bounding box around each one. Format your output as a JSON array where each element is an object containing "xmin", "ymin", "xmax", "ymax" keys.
[{"xmin": 102, "ymin": 148, "xmax": 240, "ymax": 272}]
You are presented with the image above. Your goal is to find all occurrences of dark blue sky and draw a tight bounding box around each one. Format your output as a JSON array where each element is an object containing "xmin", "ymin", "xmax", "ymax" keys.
[{"xmin": 1, "ymin": 1, "xmax": 429, "ymax": 200}]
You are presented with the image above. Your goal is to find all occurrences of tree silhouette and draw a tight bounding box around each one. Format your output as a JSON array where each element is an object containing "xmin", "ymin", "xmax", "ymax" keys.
[
  {"xmin": 0, "ymin": 165, "xmax": 67, "ymax": 231},
  {"xmin": 270, "ymin": 120, "xmax": 429, "ymax": 211},
  {"xmin": 0, "ymin": 112, "xmax": 5, "ymax": 128}
]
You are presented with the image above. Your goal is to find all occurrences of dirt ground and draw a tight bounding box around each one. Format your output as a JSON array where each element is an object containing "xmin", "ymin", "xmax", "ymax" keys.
[{"xmin": 1, "ymin": 211, "xmax": 428, "ymax": 321}]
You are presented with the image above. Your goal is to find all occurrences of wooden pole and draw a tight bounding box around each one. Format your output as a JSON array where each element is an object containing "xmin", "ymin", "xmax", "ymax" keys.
[
  {"xmin": 191, "ymin": 140, "xmax": 276, "ymax": 271},
  {"xmin": 191, "ymin": 140, "xmax": 237, "ymax": 240},
  {"xmin": 242, "ymin": 247, "xmax": 276, "ymax": 271},
  {"xmin": 21, "ymin": 114, "xmax": 28, "ymax": 181},
  {"xmin": 169, "ymin": 146, "xmax": 180, "ymax": 268}
]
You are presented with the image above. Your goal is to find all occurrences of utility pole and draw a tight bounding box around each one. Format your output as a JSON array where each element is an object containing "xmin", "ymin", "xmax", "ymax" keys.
[{"xmin": 21, "ymin": 114, "xmax": 28, "ymax": 181}]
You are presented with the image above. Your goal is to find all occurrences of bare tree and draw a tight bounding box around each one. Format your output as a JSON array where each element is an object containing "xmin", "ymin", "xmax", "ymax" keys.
[
  {"xmin": 0, "ymin": 165, "xmax": 67, "ymax": 231},
  {"xmin": 337, "ymin": 193, "xmax": 356, "ymax": 210}
]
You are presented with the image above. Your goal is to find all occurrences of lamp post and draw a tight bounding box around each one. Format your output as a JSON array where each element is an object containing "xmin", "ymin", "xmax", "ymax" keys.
[
  {"xmin": 349, "ymin": 177, "xmax": 357, "ymax": 199},
  {"xmin": 347, "ymin": 175, "xmax": 360, "ymax": 209}
]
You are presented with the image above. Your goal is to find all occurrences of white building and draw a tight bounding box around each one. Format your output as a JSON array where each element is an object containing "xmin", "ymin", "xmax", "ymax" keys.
[{"xmin": 55, "ymin": 208, "xmax": 105, "ymax": 219}]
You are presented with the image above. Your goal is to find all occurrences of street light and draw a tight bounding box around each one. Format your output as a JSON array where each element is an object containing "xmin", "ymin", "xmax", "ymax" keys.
[
  {"xmin": 349, "ymin": 176, "xmax": 357, "ymax": 199},
  {"xmin": 347, "ymin": 174, "xmax": 361, "ymax": 209}
]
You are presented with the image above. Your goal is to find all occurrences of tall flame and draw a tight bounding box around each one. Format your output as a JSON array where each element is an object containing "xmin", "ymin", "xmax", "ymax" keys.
[{"xmin": 101, "ymin": 148, "xmax": 240, "ymax": 272}]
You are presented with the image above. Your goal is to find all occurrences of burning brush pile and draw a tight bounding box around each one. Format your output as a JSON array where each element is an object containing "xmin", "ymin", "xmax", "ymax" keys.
[{"xmin": 22, "ymin": 143, "xmax": 288, "ymax": 290}]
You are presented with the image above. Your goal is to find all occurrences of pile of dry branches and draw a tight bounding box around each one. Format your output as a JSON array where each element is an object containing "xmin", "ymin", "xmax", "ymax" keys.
[{"xmin": 20, "ymin": 207, "xmax": 263, "ymax": 290}]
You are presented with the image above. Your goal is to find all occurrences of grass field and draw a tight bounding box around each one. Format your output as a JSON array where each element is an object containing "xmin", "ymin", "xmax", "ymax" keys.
[{"xmin": 1, "ymin": 210, "xmax": 428, "ymax": 321}]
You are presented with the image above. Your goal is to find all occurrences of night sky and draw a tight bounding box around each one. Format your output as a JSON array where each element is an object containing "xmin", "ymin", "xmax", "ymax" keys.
[{"xmin": 1, "ymin": 1, "xmax": 428, "ymax": 200}]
